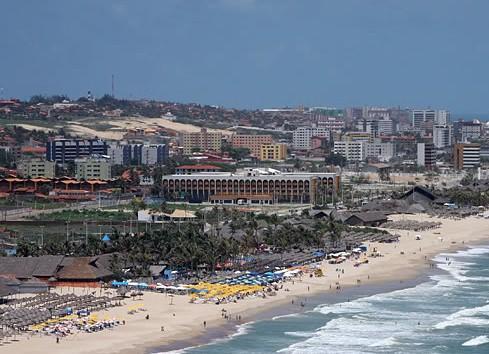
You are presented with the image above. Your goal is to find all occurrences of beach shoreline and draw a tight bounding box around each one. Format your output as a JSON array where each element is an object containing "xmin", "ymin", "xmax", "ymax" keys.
[
  {"xmin": 149, "ymin": 271, "xmax": 436, "ymax": 354},
  {"xmin": 4, "ymin": 214, "xmax": 489, "ymax": 354}
]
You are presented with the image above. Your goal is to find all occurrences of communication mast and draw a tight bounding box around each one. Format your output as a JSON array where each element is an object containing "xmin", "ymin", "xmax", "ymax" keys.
[{"xmin": 111, "ymin": 74, "xmax": 115, "ymax": 98}]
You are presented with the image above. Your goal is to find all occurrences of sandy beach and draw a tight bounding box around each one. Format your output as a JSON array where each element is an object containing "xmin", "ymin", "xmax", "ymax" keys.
[{"xmin": 3, "ymin": 213, "xmax": 489, "ymax": 354}]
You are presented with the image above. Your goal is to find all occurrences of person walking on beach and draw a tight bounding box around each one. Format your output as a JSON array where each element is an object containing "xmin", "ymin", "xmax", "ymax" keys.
[{"xmin": 203, "ymin": 321, "xmax": 207, "ymax": 328}]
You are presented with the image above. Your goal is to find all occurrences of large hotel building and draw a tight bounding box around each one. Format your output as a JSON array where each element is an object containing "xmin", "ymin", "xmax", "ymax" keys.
[{"xmin": 162, "ymin": 168, "xmax": 340, "ymax": 205}]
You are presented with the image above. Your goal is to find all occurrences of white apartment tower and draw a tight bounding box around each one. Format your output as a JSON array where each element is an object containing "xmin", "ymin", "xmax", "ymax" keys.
[
  {"xmin": 293, "ymin": 127, "xmax": 331, "ymax": 149},
  {"xmin": 412, "ymin": 109, "xmax": 450, "ymax": 128},
  {"xmin": 432, "ymin": 125, "xmax": 453, "ymax": 149},
  {"xmin": 333, "ymin": 141, "xmax": 366, "ymax": 161}
]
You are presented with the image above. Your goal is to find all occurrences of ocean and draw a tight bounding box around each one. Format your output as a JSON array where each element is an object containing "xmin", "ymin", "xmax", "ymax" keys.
[{"xmin": 158, "ymin": 245, "xmax": 489, "ymax": 354}]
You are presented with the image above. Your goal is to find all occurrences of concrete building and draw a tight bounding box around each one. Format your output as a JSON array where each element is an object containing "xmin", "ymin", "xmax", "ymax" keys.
[
  {"xmin": 342, "ymin": 132, "xmax": 372, "ymax": 143},
  {"xmin": 362, "ymin": 107, "xmax": 390, "ymax": 120},
  {"xmin": 453, "ymin": 143, "xmax": 480, "ymax": 170},
  {"xmin": 432, "ymin": 125, "xmax": 453, "ymax": 148},
  {"xmin": 292, "ymin": 127, "xmax": 330, "ymax": 149},
  {"xmin": 355, "ymin": 120, "xmax": 378, "ymax": 137},
  {"xmin": 259, "ymin": 143, "xmax": 287, "ymax": 161},
  {"xmin": 175, "ymin": 165, "xmax": 222, "ymax": 175},
  {"xmin": 333, "ymin": 141, "xmax": 366, "ymax": 162},
  {"xmin": 454, "ymin": 121, "xmax": 482, "ymax": 142},
  {"xmin": 108, "ymin": 143, "xmax": 168, "ymax": 166},
  {"xmin": 365, "ymin": 141, "xmax": 395, "ymax": 162},
  {"xmin": 377, "ymin": 119, "xmax": 394, "ymax": 136},
  {"xmin": 316, "ymin": 116, "xmax": 345, "ymax": 132},
  {"xmin": 17, "ymin": 158, "xmax": 56, "ymax": 178},
  {"xmin": 180, "ymin": 128, "xmax": 222, "ymax": 155},
  {"xmin": 141, "ymin": 145, "xmax": 168, "ymax": 165},
  {"xmin": 417, "ymin": 143, "xmax": 436, "ymax": 169},
  {"xmin": 412, "ymin": 110, "xmax": 450, "ymax": 128},
  {"xmin": 75, "ymin": 157, "xmax": 111, "ymax": 180},
  {"xmin": 107, "ymin": 144, "xmax": 128, "ymax": 165},
  {"xmin": 231, "ymin": 134, "xmax": 273, "ymax": 157},
  {"xmin": 46, "ymin": 139, "xmax": 108, "ymax": 164},
  {"xmin": 162, "ymin": 168, "xmax": 340, "ymax": 204}
]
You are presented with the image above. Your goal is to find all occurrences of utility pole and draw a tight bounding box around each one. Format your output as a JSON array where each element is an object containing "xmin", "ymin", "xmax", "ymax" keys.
[
  {"xmin": 40, "ymin": 226, "xmax": 45, "ymax": 248},
  {"xmin": 85, "ymin": 221, "xmax": 88, "ymax": 245}
]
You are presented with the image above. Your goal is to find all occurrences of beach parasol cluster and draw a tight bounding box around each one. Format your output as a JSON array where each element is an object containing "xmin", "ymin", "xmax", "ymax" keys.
[{"xmin": 188, "ymin": 282, "xmax": 263, "ymax": 302}]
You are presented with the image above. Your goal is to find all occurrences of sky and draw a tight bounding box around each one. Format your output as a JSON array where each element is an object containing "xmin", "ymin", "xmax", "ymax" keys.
[{"xmin": 1, "ymin": 0, "xmax": 489, "ymax": 113}]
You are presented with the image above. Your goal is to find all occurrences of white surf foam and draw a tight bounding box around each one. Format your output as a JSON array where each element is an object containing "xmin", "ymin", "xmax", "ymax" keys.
[
  {"xmin": 153, "ymin": 321, "xmax": 255, "ymax": 353},
  {"xmin": 434, "ymin": 303, "xmax": 489, "ymax": 330},
  {"xmin": 434, "ymin": 317, "xmax": 489, "ymax": 330},
  {"xmin": 284, "ymin": 331, "xmax": 315, "ymax": 338},
  {"xmin": 369, "ymin": 336, "xmax": 399, "ymax": 347},
  {"xmin": 462, "ymin": 335, "xmax": 489, "ymax": 347},
  {"xmin": 272, "ymin": 313, "xmax": 304, "ymax": 321}
]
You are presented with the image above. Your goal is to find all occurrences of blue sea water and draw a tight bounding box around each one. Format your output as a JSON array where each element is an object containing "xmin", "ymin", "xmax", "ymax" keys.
[{"xmin": 159, "ymin": 246, "xmax": 489, "ymax": 354}]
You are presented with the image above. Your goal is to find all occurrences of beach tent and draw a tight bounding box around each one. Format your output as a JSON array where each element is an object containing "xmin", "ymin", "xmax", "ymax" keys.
[
  {"xmin": 313, "ymin": 251, "xmax": 325, "ymax": 257},
  {"xmin": 111, "ymin": 280, "xmax": 128, "ymax": 287}
]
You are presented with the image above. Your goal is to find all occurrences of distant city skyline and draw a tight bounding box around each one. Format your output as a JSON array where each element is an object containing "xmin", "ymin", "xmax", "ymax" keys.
[{"xmin": 1, "ymin": 0, "xmax": 489, "ymax": 113}]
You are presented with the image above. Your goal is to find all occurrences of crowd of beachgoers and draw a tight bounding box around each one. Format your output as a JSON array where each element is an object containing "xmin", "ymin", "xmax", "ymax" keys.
[{"xmin": 0, "ymin": 292, "xmax": 119, "ymax": 345}]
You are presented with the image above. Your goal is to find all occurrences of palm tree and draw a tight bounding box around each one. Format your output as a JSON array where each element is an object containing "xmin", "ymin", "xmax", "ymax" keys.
[{"xmin": 130, "ymin": 197, "xmax": 146, "ymax": 217}]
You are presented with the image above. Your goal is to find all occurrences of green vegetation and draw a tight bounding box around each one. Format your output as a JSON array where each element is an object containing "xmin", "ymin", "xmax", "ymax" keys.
[
  {"xmin": 325, "ymin": 153, "xmax": 347, "ymax": 167},
  {"xmin": 34, "ymin": 209, "xmax": 129, "ymax": 222},
  {"xmin": 0, "ymin": 199, "xmax": 67, "ymax": 210},
  {"xmin": 15, "ymin": 207, "xmax": 363, "ymax": 276}
]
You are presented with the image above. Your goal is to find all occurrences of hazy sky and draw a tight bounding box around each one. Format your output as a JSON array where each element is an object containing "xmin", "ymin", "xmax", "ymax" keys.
[{"xmin": 1, "ymin": 0, "xmax": 489, "ymax": 112}]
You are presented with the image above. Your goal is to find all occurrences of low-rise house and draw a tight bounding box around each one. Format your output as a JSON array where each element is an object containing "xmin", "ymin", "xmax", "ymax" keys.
[{"xmin": 138, "ymin": 209, "xmax": 196, "ymax": 223}]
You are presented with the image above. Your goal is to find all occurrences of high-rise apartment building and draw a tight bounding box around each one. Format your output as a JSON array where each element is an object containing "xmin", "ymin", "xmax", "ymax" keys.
[
  {"xmin": 292, "ymin": 127, "xmax": 330, "ymax": 149},
  {"xmin": 231, "ymin": 134, "xmax": 273, "ymax": 157},
  {"xmin": 365, "ymin": 141, "xmax": 395, "ymax": 162},
  {"xmin": 17, "ymin": 158, "xmax": 56, "ymax": 178},
  {"xmin": 432, "ymin": 125, "xmax": 453, "ymax": 148},
  {"xmin": 180, "ymin": 128, "xmax": 222, "ymax": 155},
  {"xmin": 316, "ymin": 116, "xmax": 345, "ymax": 132},
  {"xmin": 259, "ymin": 143, "xmax": 287, "ymax": 161},
  {"xmin": 46, "ymin": 139, "xmax": 108, "ymax": 164},
  {"xmin": 362, "ymin": 107, "xmax": 390, "ymax": 120},
  {"xmin": 412, "ymin": 110, "xmax": 450, "ymax": 128},
  {"xmin": 108, "ymin": 143, "xmax": 168, "ymax": 165},
  {"xmin": 454, "ymin": 121, "xmax": 482, "ymax": 142},
  {"xmin": 417, "ymin": 143, "xmax": 436, "ymax": 169},
  {"xmin": 453, "ymin": 143, "xmax": 480, "ymax": 170},
  {"xmin": 333, "ymin": 141, "xmax": 366, "ymax": 161},
  {"xmin": 377, "ymin": 119, "xmax": 394, "ymax": 136},
  {"xmin": 75, "ymin": 157, "xmax": 111, "ymax": 180}
]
